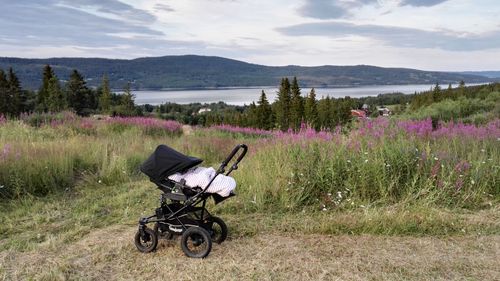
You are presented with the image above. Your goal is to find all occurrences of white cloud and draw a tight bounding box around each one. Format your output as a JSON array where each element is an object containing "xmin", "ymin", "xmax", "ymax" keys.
[{"xmin": 0, "ymin": 0, "xmax": 499, "ymax": 70}]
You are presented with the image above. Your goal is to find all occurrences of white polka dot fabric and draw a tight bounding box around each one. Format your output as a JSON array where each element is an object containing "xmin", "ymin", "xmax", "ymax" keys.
[{"xmin": 168, "ymin": 167, "xmax": 236, "ymax": 197}]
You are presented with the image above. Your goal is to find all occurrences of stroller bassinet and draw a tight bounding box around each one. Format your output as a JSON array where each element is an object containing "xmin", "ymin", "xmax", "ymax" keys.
[{"xmin": 134, "ymin": 144, "xmax": 247, "ymax": 258}]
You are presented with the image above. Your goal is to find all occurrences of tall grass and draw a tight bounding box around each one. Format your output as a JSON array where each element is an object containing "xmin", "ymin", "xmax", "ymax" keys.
[{"xmin": 0, "ymin": 115, "xmax": 498, "ymax": 212}]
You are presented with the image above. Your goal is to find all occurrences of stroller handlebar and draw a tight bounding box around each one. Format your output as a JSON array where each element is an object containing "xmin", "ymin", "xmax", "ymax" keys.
[{"xmin": 218, "ymin": 144, "xmax": 248, "ymax": 175}]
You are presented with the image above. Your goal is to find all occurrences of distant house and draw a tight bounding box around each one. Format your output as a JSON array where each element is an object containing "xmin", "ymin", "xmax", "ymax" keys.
[
  {"xmin": 377, "ymin": 106, "xmax": 391, "ymax": 116},
  {"xmin": 198, "ymin": 108, "xmax": 212, "ymax": 114},
  {"xmin": 351, "ymin": 109, "xmax": 367, "ymax": 119}
]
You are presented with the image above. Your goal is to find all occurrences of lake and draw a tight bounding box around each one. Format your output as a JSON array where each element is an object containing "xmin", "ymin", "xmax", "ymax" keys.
[{"xmin": 132, "ymin": 84, "xmax": 461, "ymax": 106}]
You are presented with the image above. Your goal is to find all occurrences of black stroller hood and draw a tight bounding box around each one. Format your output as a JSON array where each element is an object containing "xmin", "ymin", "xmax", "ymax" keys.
[{"xmin": 140, "ymin": 145, "xmax": 203, "ymax": 182}]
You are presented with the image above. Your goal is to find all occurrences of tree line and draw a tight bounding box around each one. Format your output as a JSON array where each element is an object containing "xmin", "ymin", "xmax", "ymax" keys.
[
  {"xmin": 410, "ymin": 81, "xmax": 500, "ymax": 110},
  {"xmin": 200, "ymin": 77, "xmax": 356, "ymax": 131},
  {"xmin": 0, "ymin": 65, "xmax": 137, "ymax": 118}
]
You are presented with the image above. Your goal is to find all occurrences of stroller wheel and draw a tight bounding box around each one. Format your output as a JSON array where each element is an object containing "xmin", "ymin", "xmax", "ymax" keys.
[
  {"xmin": 181, "ymin": 227, "xmax": 212, "ymax": 258},
  {"xmin": 134, "ymin": 227, "xmax": 158, "ymax": 253},
  {"xmin": 208, "ymin": 216, "xmax": 228, "ymax": 244}
]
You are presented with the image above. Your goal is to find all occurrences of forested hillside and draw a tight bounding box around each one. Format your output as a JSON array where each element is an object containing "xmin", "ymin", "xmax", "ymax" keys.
[{"xmin": 0, "ymin": 55, "xmax": 491, "ymax": 90}]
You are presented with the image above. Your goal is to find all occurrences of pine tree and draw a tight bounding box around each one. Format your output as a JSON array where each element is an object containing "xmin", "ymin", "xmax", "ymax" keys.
[
  {"xmin": 289, "ymin": 77, "xmax": 304, "ymax": 131},
  {"xmin": 47, "ymin": 75, "xmax": 66, "ymax": 112},
  {"xmin": 0, "ymin": 69, "xmax": 8, "ymax": 115},
  {"xmin": 304, "ymin": 88, "xmax": 318, "ymax": 130},
  {"xmin": 7, "ymin": 68, "xmax": 21, "ymax": 117},
  {"xmin": 274, "ymin": 78, "xmax": 291, "ymax": 131},
  {"xmin": 256, "ymin": 90, "xmax": 273, "ymax": 130},
  {"xmin": 67, "ymin": 70, "xmax": 91, "ymax": 115},
  {"xmin": 37, "ymin": 65, "xmax": 54, "ymax": 112},
  {"xmin": 99, "ymin": 74, "xmax": 112, "ymax": 113}
]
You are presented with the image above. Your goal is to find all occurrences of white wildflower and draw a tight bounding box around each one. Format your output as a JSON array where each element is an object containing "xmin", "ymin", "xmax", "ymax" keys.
[
  {"xmin": 364, "ymin": 159, "xmax": 368, "ymax": 163},
  {"xmin": 434, "ymin": 157, "xmax": 439, "ymax": 161}
]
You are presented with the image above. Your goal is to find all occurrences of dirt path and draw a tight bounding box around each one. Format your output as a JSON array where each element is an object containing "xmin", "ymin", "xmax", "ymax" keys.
[{"xmin": 1, "ymin": 225, "xmax": 499, "ymax": 281}]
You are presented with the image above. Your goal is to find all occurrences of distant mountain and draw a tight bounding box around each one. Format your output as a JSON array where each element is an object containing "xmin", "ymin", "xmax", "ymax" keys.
[
  {"xmin": 460, "ymin": 71, "xmax": 500, "ymax": 78},
  {"xmin": 0, "ymin": 55, "xmax": 492, "ymax": 90}
]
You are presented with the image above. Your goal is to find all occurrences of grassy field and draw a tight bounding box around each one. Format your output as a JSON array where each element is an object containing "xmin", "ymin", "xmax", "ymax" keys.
[{"xmin": 0, "ymin": 113, "xmax": 499, "ymax": 280}]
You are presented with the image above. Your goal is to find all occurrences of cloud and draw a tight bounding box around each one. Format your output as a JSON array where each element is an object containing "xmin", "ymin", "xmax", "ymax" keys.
[
  {"xmin": 57, "ymin": 0, "xmax": 157, "ymax": 24},
  {"xmin": 154, "ymin": 3, "xmax": 175, "ymax": 13},
  {"xmin": 400, "ymin": 0, "xmax": 449, "ymax": 7},
  {"xmin": 277, "ymin": 21, "xmax": 500, "ymax": 51},
  {"xmin": 298, "ymin": 0, "xmax": 450, "ymax": 19},
  {"xmin": 299, "ymin": 0, "xmax": 351, "ymax": 19},
  {"xmin": 0, "ymin": 0, "xmax": 207, "ymax": 54}
]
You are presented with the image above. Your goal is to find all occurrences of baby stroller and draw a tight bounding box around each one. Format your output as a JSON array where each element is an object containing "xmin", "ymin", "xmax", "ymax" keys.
[{"xmin": 135, "ymin": 144, "xmax": 248, "ymax": 258}]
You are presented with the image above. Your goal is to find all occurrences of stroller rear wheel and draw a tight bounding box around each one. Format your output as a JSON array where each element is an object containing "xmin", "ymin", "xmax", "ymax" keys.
[
  {"xmin": 181, "ymin": 227, "xmax": 212, "ymax": 258},
  {"xmin": 134, "ymin": 227, "xmax": 158, "ymax": 253},
  {"xmin": 207, "ymin": 216, "xmax": 228, "ymax": 244}
]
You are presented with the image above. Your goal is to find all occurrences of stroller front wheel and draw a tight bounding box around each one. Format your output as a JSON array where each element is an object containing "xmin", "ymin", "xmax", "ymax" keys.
[
  {"xmin": 134, "ymin": 227, "xmax": 158, "ymax": 253},
  {"xmin": 181, "ymin": 227, "xmax": 212, "ymax": 258}
]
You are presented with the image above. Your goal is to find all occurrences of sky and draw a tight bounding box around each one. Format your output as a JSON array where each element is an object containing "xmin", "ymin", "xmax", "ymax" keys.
[{"xmin": 0, "ymin": 0, "xmax": 499, "ymax": 71}]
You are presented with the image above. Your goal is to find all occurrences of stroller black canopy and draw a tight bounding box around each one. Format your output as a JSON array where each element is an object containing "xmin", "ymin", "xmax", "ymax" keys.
[{"xmin": 140, "ymin": 145, "xmax": 203, "ymax": 182}]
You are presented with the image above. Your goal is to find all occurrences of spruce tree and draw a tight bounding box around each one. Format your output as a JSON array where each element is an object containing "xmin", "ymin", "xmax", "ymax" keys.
[
  {"xmin": 47, "ymin": 76, "xmax": 66, "ymax": 112},
  {"xmin": 257, "ymin": 90, "xmax": 272, "ymax": 130},
  {"xmin": 120, "ymin": 82, "xmax": 135, "ymax": 116},
  {"xmin": 0, "ymin": 69, "xmax": 8, "ymax": 115},
  {"xmin": 99, "ymin": 74, "xmax": 112, "ymax": 113},
  {"xmin": 274, "ymin": 78, "xmax": 291, "ymax": 131},
  {"xmin": 67, "ymin": 70, "xmax": 90, "ymax": 115},
  {"xmin": 7, "ymin": 68, "xmax": 21, "ymax": 117},
  {"xmin": 37, "ymin": 65, "xmax": 54, "ymax": 112},
  {"xmin": 290, "ymin": 77, "xmax": 304, "ymax": 131},
  {"xmin": 304, "ymin": 88, "xmax": 318, "ymax": 130},
  {"xmin": 245, "ymin": 102, "xmax": 258, "ymax": 128},
  {"xmin": 317, "ymin": 96, "xmax": 331, "ymax": 130},
  {"xmin": 458, "ymin": 80, "xmax": 465, "ymax": 97},
  {"xmin": 432, "ymin": 82, "xmax": 441, "ymax": 102}
]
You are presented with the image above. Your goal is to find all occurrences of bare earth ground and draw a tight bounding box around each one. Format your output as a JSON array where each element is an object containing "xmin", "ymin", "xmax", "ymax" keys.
[{"xmin": 1, "ymin": 226, "xmax": 499, "ymax": 281}]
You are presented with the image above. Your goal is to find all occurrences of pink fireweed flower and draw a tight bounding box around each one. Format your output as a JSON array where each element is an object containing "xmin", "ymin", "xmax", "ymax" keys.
[
  {"xmin": 0, "ymin": 114, "xmax": 6, "ymax": 125},
  {"xmin": 454, "ymin": 160, "xmax": 471, "ymax": 174},
  {"xmin": 455, "ymin": 177, "xmax": 464, "ymax": 192},
  {"xmin": 430, "ymin": 161, "xmax": 440, "ymax": 179},
  {"xmin": 108, "ymin": 117, "xmax": 182, "ymax": 133},
  {"xmin": 1, "ymin": 144, "xmax": 11, "ymax": 160},
  {"xmin": 80, "ymin": 118, "xmax": 94, "ymax": 129},
  {"xmin": 210, "ymin": 124, "xmax": 272, "ymax": 136}
]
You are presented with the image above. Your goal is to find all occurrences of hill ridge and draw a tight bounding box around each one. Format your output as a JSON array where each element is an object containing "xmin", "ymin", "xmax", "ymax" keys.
[{"xmin": 0, "ymin": 55, "xmax": 492, "ymax": 90}]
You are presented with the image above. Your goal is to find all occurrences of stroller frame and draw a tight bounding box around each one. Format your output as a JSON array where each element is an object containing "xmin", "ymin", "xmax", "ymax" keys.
[{"xmin": 135, "ymin": 144, "xmax": 248, "ymax": 258}]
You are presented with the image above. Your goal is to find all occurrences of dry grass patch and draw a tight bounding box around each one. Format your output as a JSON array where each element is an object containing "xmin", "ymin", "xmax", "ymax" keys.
[{"xmin": 1, "ymin": 225, "xmax": 499, "ymax": 281}]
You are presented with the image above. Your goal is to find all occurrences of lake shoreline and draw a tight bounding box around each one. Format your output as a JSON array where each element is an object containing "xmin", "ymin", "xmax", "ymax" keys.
[{"xmin": 131, "ymin": 83, "xmax": 488, "ymax": 106}]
